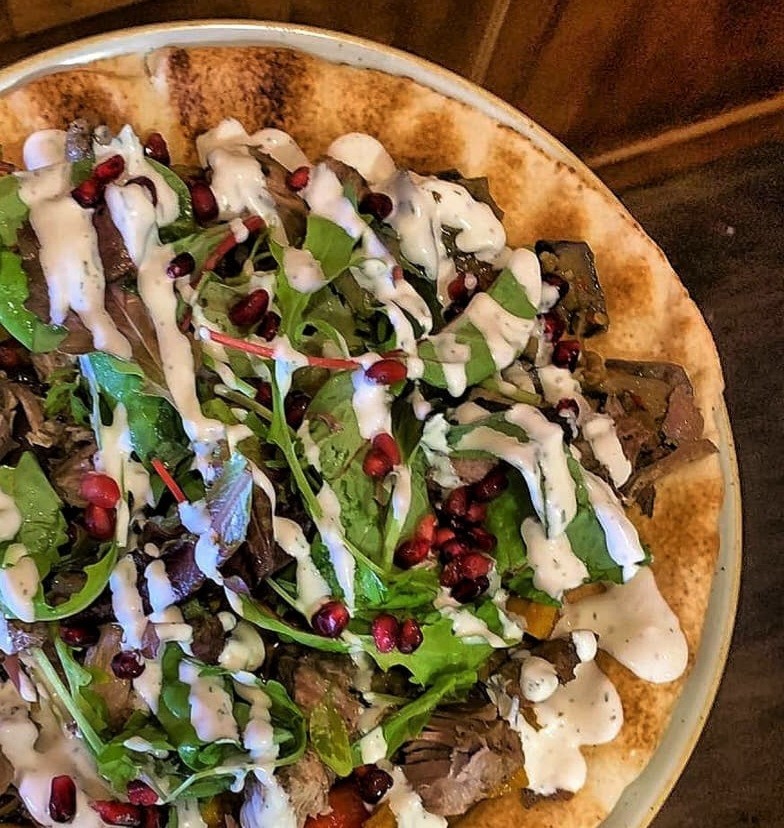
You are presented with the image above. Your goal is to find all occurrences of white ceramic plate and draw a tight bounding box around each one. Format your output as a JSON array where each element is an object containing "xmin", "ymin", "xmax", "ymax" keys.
[{"xmin": 0, "ymin": 21, "xmax": 742, "ymax": 827}]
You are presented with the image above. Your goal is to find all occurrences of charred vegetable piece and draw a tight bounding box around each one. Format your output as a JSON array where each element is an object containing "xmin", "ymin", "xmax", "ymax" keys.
[{"xmin": 536, "ymin": 240, "xmax": 609, "ymax": 337}]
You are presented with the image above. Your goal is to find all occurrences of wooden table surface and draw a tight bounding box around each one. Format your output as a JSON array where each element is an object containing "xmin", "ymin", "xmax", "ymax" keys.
[{"xmin": 621, "ymin": 142, "xmax": 783, "ymax": 827}]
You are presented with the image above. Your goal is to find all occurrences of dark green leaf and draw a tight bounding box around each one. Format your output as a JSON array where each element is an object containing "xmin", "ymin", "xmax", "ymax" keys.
[
  {"xmin": 148, "ymin": 159, "xmax": 198, "ymax": 243},
  {"xmin": 0, "ymin": 175, "xmax": 28, "ymax": 247},
  {"xmin": 310, "ymin": 696, "xmax": 353, "ymax": 777},
  {"xmin": 0, "ymin": 250, "xmax": 67, "ymax": 352}
]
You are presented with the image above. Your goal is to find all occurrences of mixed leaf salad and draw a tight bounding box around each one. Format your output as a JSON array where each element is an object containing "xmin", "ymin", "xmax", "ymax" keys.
[{"xmin": 0, "ymin": 118, "xmax": 713, "ymax": 827}]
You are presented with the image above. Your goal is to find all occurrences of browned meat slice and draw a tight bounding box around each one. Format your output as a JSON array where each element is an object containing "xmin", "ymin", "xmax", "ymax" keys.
[
  {"xmin": 536, "ymin": 240, "xmax": 609, "ymax": 337},
  {"xmin": 93, "ymin": 204, "xmax": 136, "ymax": 284},
  {"xmin": 190, "ymin": 614, "xmax": 226, "ymax": 664},
  {"xmin": 249, "ymin": 149, "xmax": 308, "ymax": 244},
  {"xmin": 277, "ymin": 749, "xmax": 334, "ymax": 824},
  {"xmin": 278, "ymin": 650, "xmax": 363, "ymax": 737},
  {"xmin": 401, "ymin": 703, "xmax": 523, "ymax": 816},
  {"xmin": 529, "ymin": 637, "xmax": 581, "ymax": 684}
]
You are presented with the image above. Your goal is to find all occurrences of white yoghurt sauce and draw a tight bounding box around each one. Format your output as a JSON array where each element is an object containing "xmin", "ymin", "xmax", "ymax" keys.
[
  {"xmin": 555, "ymin": 567, "xmax": 688, "ymax": 683},
  {"xmin": 109, "ymin": 554, "xmax": 147, "ymax": 649},
  {"xmin": 521, "ymin": 517, "xmax": 588, "ymax": 599},
  {"xmin": 386, "ymin": 767, "xmax": 448, "ymax": 828},
  {"xmin": 0, "ymin": 544, "xmax": 38, "ymax": 622},
  {"xmin": 315, "ymin": 484, "xmax": 355, "ymax": 613},
  {"xmin": 0, "ymin": 491, "xmax": 22, "ymax": 543},
  {"xmin": 179, "ymin": 660, "xmax": 239, "ymax": 743}
]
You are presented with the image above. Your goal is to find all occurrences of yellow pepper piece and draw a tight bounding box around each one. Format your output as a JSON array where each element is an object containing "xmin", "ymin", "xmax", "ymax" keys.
[
  {"xmin": 506, "ymin": 596, "xmax": 557, "ymax": 640},
  {"xmin": 364, "ymin": 803, "xmax": 396, "ymax": 828}
]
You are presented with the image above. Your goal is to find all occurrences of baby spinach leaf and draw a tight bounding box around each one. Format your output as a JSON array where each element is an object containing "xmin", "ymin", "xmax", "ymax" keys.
[
  {"xmin": 0, "ymin": 175, "xmax": 28, "ymax": 247},
  {"xmin": 0, "ymin": 250, "xmax": 67, "ymax": 352},
  {"xmin": 148, "ymin": 159, "xmax": 198, "ymax": 243},
  {"xmin": 310, "ymin": 696, "xmax": 353, "ymax": 777},
  {"xmin": 0, "ymin": 451, "xmax": 67, "ymax": 577}
]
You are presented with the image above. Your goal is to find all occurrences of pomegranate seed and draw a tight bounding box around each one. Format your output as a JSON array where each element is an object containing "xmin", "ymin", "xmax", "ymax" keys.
[
  {"xmin": 126, "ymin": 781, "xmax": 157, "ymax": 807},
  {"xmin": 552, "ymin": 339, "xmax": 581, "ymax": 371},
  {"xmin": 166, "ymin": 252, "xmax": 195, "ymax": 280},
  {"xmin": 111, "ymin": 650, "xmax": 145, "ymax": 680},
  {"xmin": 358, "ymin": 192, "xmax": 393, "ymax": 221},
  {"xmin": 59, "ymin": 624, "xmax": 100, "ymax": 648},
  {"xmin": 442, "ymin": 486, "xmax": 469, "ymax": 518},
  {"xmin": 189, "ymin": 181, "xmax": 219, "ymax": 223},
  {"xmin": 84, "ymin": 504, "xmax": 115, "ymax": 540},
  {"xmin": 90, "ymin": 801, "xmax": 143, "ymax": 826},
  {"xmin": 465, "ymin": 501, "xmax": 487, "ymax": 525},
  {"xmin": 371, "ymin": 614, "xmax": 399, "ymax": 653},
  {"xmin": 556, "ymin": 397, "xmax": 580, "ymax": 418},
  {"xmin": 80, "ymin": 472, "xmax": 120, "ymax": 509},
  {"xmin": 372, "ymin": 432, "xmax": 401, "ymax": 466},
  {"xmin": 441, "ymin": 552, "xmax": 491, "ymax": 587},
  {"xmin": 468, "ymin": 525, "xmax": 497, "ymax": 552},
  {"xmin": 447, "ymin": 272, "xmax": 468, "ymax": 303},
  {"xmin": 255, "ymin": 381, "xmax": 273, "ymax": 408},
  {"xmin": 394, "ymin": 539, "xmax": 430, "ymax": 569},
  {"xmin": 541, "ymin": 311, "xmax": 566, "ymax": 343},
  {"xmin": 397, "ymin": 618, "xmax": 423, "ymax": 654},
  {"xmin": 49, "ymin": 775, "xmax": 76, "ymax": 822},
  {"xmin": 451, "ymin": 575, "xmax": 490, "ymax": 604},
  {"xmin": 365, "ymin": 359, "xmax": 407, "ymax": 385},
  {"xmin": 471, "ymin": 467, "xmax": 508, "ymax": 502},
  {"xmin": 440, "ymin": 538, "xmax": 471, "ymax": 563},
  {"xmin": 354, "ymin": 764, "xmax": 394, "ymax": 804},
  {"xmin": 71, "ymin": 178, "xmax": 103, "ymax": 208},
  {"xmin": 363, "ymin": 448, "xmax": 393, "ymax": 480},
  {"xmin": 284, "ymin": 391, "xmax": 310, "ymax": 430},
  {"xmin": 93, "ymin": 155, "xmax": 125, "ymax": 183},
  {"xmin": 228, "ymin": 289, "xmax": 270, "ymax": 327},
  {"xmin": 435, "ymin": 527, "xmax": 456, "ymax": 548},
  {"xmin": 126, "ymin": 176, "xmax": 158, "ymax": 206},
  {"xmin": 312, "ymin": 601, "xmax": 350, "ymax": 638},
  {"xmin": 543, "ymin": 271, "xmax": 570, "ymax": 300},
  {"xmin": 392, "ymin": 265, "xmax": 404, "ymax": 282},
  {"xmin": 143, "ymin": 132, "xmax": 170, "ymax": 166},
  {"xmin": 415, "ymin": 514, "xmax": 437, "ymax": 545},
  {"xmin": 257, "ymin": 311, "xmax": 281, "ymax": 341},
  {"xmin": 286, "ymin": 166, "xmax": 310, "ymax": 191}
]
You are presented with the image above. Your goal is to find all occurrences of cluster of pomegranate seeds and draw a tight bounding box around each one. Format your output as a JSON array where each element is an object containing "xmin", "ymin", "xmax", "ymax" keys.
[
  {"xmin": 143, "ymin": 132, "xmax": 170, "ymax": 166},
  {"xmin": 397, "ymin": 618, "xmax": 424, "ymax": 654},
  {"xmin": 111, "ymin": 650, "xmax": 145, "ymax": 680},
  {"xmin": 90, "ymin": 801, "xmax": 143, "ymax": 826},
  {"xmin": 312, "ymin": 600, "xmax": 350, "ymax": 638},
  {"xmin": 552, "ymin": 338, "xmax": 581, "ymax": 371},
  {"xmin": 84, "ymin": 503, "xmax": 116, "ymax": 541},
  {"xmin": 80, "ymin": 472, "xmax": 120, "ymax": 509},
  {"xmin": 71, "ymin": 153, "xmax": 126, "ymax": 208},
  {"xmin": 363, "ymin": 432, "xmax": 402, "ymax": 480},
  {"xmin": 188, "ymin": 181, "xmax": 219, "ymax": 224},
  {"xmin": 354, "ymin": 764, "xmax": 394, "ymax": 804},
  {"xmin": 59, "ymin": 623, "xmax": 99, "ymax": 648},
  {"xmin": 228, "ymin": 289, "xmax": 270, "ymax": 327},
  {"xmin": 285, "ymin": 166, "xmax": 310, "ymax": 191},
  {"xmin": 49, "ymin": 775, "xmax": 76, "ymax": 823},
  {"xmin": 371, "ymin": 613, "xmax": 399, "ymax": 653},
  {"xmin": 471, "ymin": 466, "xmax": 509, "ymax": 502},
  {"xmin": 126, "ymin": 781, "xmax": 158, "ymax": 807},
  {"xmin": 166, "ymin": 251, "xmax": 196, "ymax": 280},
  {"xmin": 364, "ymin": 358, "xmax": 407, "ymax": 385},
  {"xmin": 358, "ymin": 192, "xmax": 393, "ymax": 221},
  {"xmin": 441, "ymin": 551, "xmax": 492, "ymax": 588}
]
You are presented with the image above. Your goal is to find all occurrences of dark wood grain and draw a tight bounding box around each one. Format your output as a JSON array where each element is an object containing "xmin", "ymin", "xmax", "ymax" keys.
[{"xmin": 623, "ymin": 141, "xmax": 784, "ymax": 827}]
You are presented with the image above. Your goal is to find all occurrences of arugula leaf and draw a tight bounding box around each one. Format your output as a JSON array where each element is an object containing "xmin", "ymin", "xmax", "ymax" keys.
[
  {"xmin": 0, "ymin": 250, "xmax": 67, "ymax": 352},
  {"xmin": 365, "ymin": 616, "xmax": 493, "ymax": 686},
  {"xmin": 382, "ymin": 448, "xmax": 430, "ymax": 569},
  {"xmin": 81, "ymin": 352, "xmax": 189, "ymax": 467},
  {"xmin": 148, "ymin": 159, "xmax": 198, "ymax": 243},
  {"xmin": 353, "ymin": 670, "xmax": 476, "ymax": 763},
  {"xmin": 357, "ymin": 567, "xmax": 440, "ymax": 615},
  {"xmin": 44, "ymin": 367, "xmax": 91, "ymax": 426},
  {"xmin": 0, "ymin": 452, "xmax": 67, "ymax": 577},
  {"xmin": 0, "ymin": 175, "xmax": 28, "ymax": 247},
  {"xmin": 54, "ymin": 638, "xmax": 109, "ymax": 734},
  {"xmin": 33, "ymin": 543, "xmax": 118, "ymax": 621},
  {"xmin": 309, "ymin": 696, "xmax": 353, "ymax": 777}
]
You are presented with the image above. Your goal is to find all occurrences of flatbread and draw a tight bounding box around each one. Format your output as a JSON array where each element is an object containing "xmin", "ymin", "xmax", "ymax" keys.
[{"xmin": 0, "ymin": 45, "xmax": 725, "ymax": 827}]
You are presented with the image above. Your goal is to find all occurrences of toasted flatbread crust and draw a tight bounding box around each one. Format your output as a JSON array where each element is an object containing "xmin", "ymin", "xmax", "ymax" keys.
[{"xmin": 0, "ymin": 45, "xmax": 725, "ymax": 827}]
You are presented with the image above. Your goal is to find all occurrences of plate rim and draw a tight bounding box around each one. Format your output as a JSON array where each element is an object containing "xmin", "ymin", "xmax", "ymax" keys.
[{"xmin": 0, "ymin": 19, "xmax": 743, "ymax": 827}]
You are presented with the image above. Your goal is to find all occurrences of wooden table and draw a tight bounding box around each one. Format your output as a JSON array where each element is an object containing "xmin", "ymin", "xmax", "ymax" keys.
[{"xmin": 621, "ymin": 142, "xmax": 784, "ymax": 827}]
